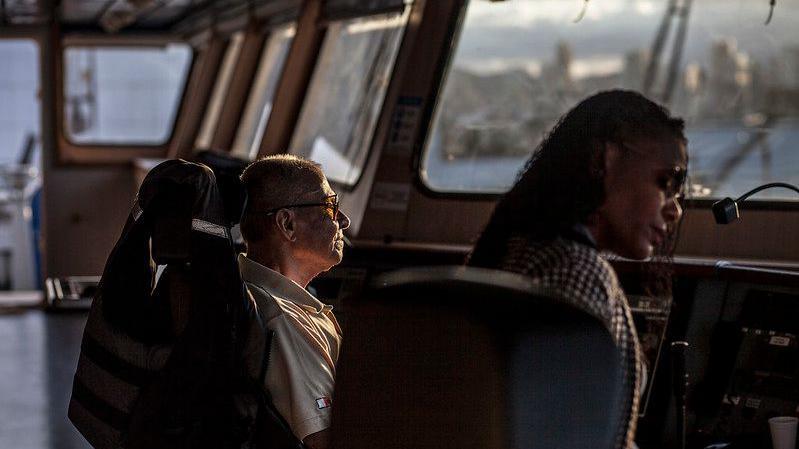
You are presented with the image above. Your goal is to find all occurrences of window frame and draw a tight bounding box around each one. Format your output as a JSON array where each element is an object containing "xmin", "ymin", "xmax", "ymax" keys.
[
  {"xmin": 193, "ymin": 31, "xmax": 247, "ymax": 152},
  {"xmin": 56, "ymin": 34, "xmax": 194, "ymax": 164},
  {"xmin": 683, "ymin": 198, "xmax": 799, "ymax": 212},
  {"xmin": 230, "ymin": 21, "xmax": 297, "ymax": 160},
  {"xmin": 287, "ymin": 4, "xmax": 412, "ymax": 190},
  {"xmin": 409, "ymin": 0, "xmax": 496, "ymax": 201},
  {"xmin": 411, "ymin": 0, "xmax": 799, "ymax": 209}
]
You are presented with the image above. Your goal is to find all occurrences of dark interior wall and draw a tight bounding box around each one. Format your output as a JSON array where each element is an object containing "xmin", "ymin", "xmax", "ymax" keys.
[
  {"xmin": 38, "ymin": 24, "xmax": 133, "ymax": 279},
  {"xmin": 41, "ymin": 167, "xmax": 133, "ymax": 277}
]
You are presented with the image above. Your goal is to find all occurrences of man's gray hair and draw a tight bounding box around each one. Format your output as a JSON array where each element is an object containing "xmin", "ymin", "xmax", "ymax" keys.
[{"xmin": 239, "ymin": 154, "xmax": 325, "ymax": 243}]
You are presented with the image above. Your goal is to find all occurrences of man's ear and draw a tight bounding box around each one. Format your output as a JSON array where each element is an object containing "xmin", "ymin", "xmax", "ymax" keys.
[{"xmin": 274, "ymin": 209, "xmax": 297, "ymax": 242}]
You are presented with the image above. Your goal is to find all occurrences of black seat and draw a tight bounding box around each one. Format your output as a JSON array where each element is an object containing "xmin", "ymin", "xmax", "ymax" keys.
[
  {"xmin": 331, "ymin": 266, "xmax": 625, "ymax": 449},
  {"xmin": 192, "ymin": 150, "xmax": 249, "ymax": 226}
]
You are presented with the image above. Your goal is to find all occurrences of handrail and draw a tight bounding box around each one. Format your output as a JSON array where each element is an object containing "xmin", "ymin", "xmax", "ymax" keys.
[
  {"xmin": 345, "ymin": 240, "xmax": 799, "ymax": 287},
  {"xmin": 713, "ymin": 261, "xmax": 799, "ymax": 288},
  {"xmin": 612, "ymin": 258, "xmax": 799, "ymax": 288}
]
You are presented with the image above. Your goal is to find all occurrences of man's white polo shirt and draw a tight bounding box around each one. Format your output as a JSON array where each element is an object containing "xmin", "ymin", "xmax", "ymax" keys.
[{"xmin": 239, "ymin": 254, "xmax": 342, "ymax": 441}]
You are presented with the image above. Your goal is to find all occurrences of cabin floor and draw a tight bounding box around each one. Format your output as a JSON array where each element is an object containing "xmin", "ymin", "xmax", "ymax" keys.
[{"xmin": 0, "ymin": 309, "xmax": 90, "ymax": 449}]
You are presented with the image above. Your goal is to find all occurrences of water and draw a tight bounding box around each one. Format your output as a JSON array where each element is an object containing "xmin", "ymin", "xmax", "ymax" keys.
[{"xmin": 423, "ymin": 121, "xmax": 799, "ymax": 201}]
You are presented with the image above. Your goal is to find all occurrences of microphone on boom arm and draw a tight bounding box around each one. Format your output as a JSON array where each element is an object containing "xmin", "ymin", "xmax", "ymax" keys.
[{"xmin": 711, "ymin": 182, "xmax": 799, "ymax": 224}]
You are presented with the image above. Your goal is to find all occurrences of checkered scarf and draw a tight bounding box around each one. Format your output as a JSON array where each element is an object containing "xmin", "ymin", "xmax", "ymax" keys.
[{"xmin": 500, "ymin": 234, "xmax": 642, "ymax": 449}]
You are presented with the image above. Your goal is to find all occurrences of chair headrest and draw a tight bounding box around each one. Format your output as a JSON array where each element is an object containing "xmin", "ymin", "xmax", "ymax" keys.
[
  {"xmin": 135, "ymin": 160, "xmax": 228, "ymax": 262},
  {"xmin": 192, "ymin": 150, "xmax": 249, "ymax": 226}
]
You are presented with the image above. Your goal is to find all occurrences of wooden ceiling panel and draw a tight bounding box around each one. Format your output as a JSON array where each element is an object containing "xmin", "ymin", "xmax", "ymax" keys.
[
  {"xmin": 1, "ymin": 0, "xmax": 295, "ymax": 31},
  {"xmin": 59, "ymin": 0, "xmax": 112, "ymax": 25}
]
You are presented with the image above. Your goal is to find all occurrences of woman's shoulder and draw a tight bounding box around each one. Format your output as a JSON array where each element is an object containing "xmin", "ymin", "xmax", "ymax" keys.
[
  {"xmin": 559, "ymin": 238, "xmax": 616, "ymax": 276},
  {"xmin": 503, "ymin": 235, "xmax": 620, "ymax": 291},
  {"xmin": 504, "ymin": 234, "xmax": 601, "ymax": 266},
  {"xmin": 501, "ymin": 234, "xmax": 626, "ymax": 326}
]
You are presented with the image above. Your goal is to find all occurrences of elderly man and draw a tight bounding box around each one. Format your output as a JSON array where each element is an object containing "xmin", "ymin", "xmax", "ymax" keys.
[{"xmin": 239, "ymin": 155, "xmax": 349, "ymax": 449}]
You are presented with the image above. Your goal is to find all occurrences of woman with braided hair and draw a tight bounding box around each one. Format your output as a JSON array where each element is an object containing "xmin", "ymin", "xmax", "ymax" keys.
[{"xmin": 469, "ymin": 89, "xmax": 688, "ymax": 449}]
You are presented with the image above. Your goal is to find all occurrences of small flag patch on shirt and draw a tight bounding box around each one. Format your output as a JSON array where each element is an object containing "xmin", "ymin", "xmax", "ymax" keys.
[{"xmin": 316, "ymin": 397, "xmax": 332, "ymax": 409}]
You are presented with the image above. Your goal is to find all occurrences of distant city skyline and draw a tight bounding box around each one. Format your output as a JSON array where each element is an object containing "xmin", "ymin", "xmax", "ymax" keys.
[
  {"xmin": 425, "ymin": 0, "xmax": 799, "ymax": 196},
  {"xmin": 454, "ymin": 0, "xmax": 799, "ymax": 81}
]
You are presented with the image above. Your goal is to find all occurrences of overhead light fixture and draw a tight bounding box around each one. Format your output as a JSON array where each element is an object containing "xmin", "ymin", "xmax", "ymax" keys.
[
  {"xmin": 99, "ymin": 8, "xmax": 136, "ymax": 33},
  {"xmin": 99, "ymin": 0, "xmax": 156, "ymax": 33}
]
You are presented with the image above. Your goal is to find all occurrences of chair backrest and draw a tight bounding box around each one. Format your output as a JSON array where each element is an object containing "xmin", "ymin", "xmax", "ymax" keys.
[
  {"xmin": 69, "ymin": 160, "xmax": 256, "ymax": 449},
  {"xmin": 331, "ymin": 266, "xmax": 624, "ymax": 449}
]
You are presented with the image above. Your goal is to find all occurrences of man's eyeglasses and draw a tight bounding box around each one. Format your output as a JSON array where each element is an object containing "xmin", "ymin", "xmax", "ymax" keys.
[{"xmin": 256, "ymin": 194, "xmax": 341, "ymax": 220}]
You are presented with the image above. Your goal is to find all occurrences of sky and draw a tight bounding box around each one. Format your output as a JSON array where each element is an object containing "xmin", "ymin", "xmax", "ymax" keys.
[{"xmin": 454, "ymin": 0, "xmax": 799, "ymax": 79}]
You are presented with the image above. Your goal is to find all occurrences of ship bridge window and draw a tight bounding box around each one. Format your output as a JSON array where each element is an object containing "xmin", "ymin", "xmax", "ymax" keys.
[
  {"xmin": 289, "ymin": 8, "xmax": 409, "ymax": 186},
  {"xmin": 230, "ymin": 25, "xmax": 296, "ymax": 160},
  {"xmin": 63, "ymin": 43, "xmax": 192, "ymax": 146},
  {"xmin": 195, "ymin": 32, "xmax": 245, "ymax": 150},
  {"xmin": 421, "ymin": 0, "xmax": 799, "ymax": 201},
  {"xmin": 0, "ymin": 39, "xmax": 40, "ymax": 165}
]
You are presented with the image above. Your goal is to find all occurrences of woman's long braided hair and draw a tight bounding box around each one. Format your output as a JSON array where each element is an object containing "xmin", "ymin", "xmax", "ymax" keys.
[{"xmin": 468, "ymin": 90, "xmax": 686, "ymax": 294}]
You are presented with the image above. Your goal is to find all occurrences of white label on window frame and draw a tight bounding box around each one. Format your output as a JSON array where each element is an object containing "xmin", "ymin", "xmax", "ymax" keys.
[{"xmin": 369, "ymin": 182, "xmax": 411, "ymax": 212}]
